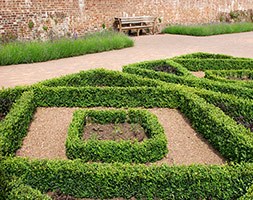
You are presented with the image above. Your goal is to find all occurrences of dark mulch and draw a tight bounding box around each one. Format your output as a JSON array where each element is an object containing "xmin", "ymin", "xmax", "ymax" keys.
[
  {"xmin": 227, "ymin": 76, "xmax": 252, "ymax": 81},
  {"xmin": 0, "ymin": 113, "xmax": 5, "ymax": 121},
  {"xmin": 48, "ymin": 191, "xmax": 78, "ymax": 200},
  {"xmin": 154, "ymin": 64, "xmax": 178, "ymax": 74},
  {"xmin": 83, "ymin": 122, "xmax": 147, "ymax": 142},
  {"xmin": 234, "ymin": 115, "xmax": 253, "ymax": 132},
  {"xmin": 216, "ymin": 103, "xmax": 253, "ymax": 132}
]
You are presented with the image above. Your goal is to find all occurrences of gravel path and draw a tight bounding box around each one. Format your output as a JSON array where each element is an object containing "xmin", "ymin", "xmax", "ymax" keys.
[
  {"xmin": 191, "ymin": 71, "xmax": 205, "ymax": 78},
  {"xmin": 17, "ymin": 107, "xmax": 225, "ymax": 165},
  {"xmin": 149, "ymin": 108, "xmax": 225, "ymax": 165},
  {"xmin": 1, "ymin": 32, "xmax": 253, "ymax": 88}
]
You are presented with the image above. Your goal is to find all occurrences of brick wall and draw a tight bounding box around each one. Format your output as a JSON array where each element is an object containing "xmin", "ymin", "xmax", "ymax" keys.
[{"xmin": 0, "ymin": 0, "xmax": 252, "ymax": 41}]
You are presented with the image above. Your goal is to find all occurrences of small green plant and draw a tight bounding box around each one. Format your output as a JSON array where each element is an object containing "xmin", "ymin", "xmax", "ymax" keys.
[
  {"xmin": 130, "ymin": 123, "xmax": 141, "ymax": 136},
  {"xmin": 102, "ymin": 23, "xmax": 106, "ymax": 29},
  {"xmin": 158, "ymin": 17, "xmax": 162, "ymax": 23},
  {"xmin": 230, "ymin": 11, "xmax": 240, "ymax": 19},
  {"xmin": 28, "ymin": 21, "xmax": 34, "ymax": 29},
  {"xmin": 42, "ymin": 25, "xmax": 48, "ymax": 32},
  {"xmin": 113, "ymin": 123, "xmax": 123, "ymax": 135}
]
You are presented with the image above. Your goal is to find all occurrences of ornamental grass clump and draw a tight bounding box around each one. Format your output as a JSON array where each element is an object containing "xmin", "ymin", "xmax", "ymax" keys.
[
  {"xmin": 0, "ymin": 31, "xmax": 134, "ymax": 66},
  {"xmin": 162, "ymin": 22, "xmax": 253, "ymax": 36}
]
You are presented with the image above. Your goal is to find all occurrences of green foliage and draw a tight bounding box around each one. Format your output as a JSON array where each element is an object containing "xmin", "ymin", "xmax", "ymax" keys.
[
  {"xmin": 66, "ymin": 109, "xmax": 167, "ymax": 163},
  {"xmin": 33, "ymin": 85, "xmax": 180, "ymax": 108},
  {"xmin": 205, "ymin": 69, "xmax": 253, "ymax": 88},
  {"xmin": 173, "ymin": 52, "xmax": 237, "ymax": 59},
  {"xmin": 37, "ymin": 68, "xmax": 163, "ymax": 88},
  {"xmin": 6, "ymin": 179, "xmax": 51, "ymax": 200},
  {"xmin": 0, "ymin": 91, "xmax": 36, "ymax": 156},
  {"xmin": 0, "ymin": 31, "xmax": 134, "ymax": 66},
  {"xmin": 2, "ymin": 158, "xmax": 253, "ymax": 199},
  {"xmin": 123, "ymin": 62, "xmax": 253, "ymax": 100},
  {"xmin": 162, "ymin": 22, "xmax": 253, "ymax": 36},
  {"xmin": 239, "ymin": 183, "xmax": 253, "ymax": 200},
  {"xmin": 172, "ymin": 56, "xmax": 253, "ymax": 71},
  {"xmin": 0, "ymin": 87, "xmax": 28, "ymax": 121},
  {"xmin": 28, "ymin": 21, "xmax": 34, "ymax": 29}
]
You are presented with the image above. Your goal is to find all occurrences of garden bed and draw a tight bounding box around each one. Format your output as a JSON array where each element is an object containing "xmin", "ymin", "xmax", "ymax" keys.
[
  {"xmin": 83, "ymin": 122, "xmax": 146, "ymax": 142},
  {"xmin": 2, "ymin": 52, "xmax": 253, "ymax": 199}
]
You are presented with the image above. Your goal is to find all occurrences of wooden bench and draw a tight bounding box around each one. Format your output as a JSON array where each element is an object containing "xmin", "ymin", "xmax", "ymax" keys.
[{"xmin": 114, "ymin": 16, "xmax": 156, "ymax": 36}]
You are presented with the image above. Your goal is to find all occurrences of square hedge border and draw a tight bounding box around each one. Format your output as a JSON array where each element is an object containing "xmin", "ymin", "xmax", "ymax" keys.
[
  {"xmin": 66, "ymin": 109, "xmax": 167, "ymax": 163},
  {"xmin": 1, "ymin": 84, "xmax": 253, "ymax": 163}
]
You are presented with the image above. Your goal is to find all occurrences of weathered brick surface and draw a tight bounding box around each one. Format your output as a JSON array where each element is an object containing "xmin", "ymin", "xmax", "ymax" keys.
[{"xmin": 0, "ymin": 0, "xmax": 252, "ymax": 40}]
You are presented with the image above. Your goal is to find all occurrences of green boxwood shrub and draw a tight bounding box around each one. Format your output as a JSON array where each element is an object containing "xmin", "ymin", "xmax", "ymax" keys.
[
  {"xmin": 0, "ymin": 91, "xmax": 36, "ymax": 156},
  {"xmin": 2, "ymin": 158, "xmax": 253, "ymax": 199},
  {"xmin": 123, "ymin": 61, "xmax": 253, "ymax": 99},
  {"xmin": 66, "ymin": 109, "xmax": 167, "ymax": 163},
  {"xmin": 239, "ymin": 183, "xmax": 253, "ymax": 200},
  {"xmin": 172, "ymin": 55, "xmax": 253, "ymax": 71},
  {"xmin": 37, "ymin": 68, "xmax": 163, "ymax": 88},
  {"xmin": 0, "ymin": 87, "xmax": 28, "ymax": 122},
  {"xmin": 205, "ymin": 69, "xmax": 253, "ymax": 89},
  {"xmin": 6, "ymin": 179, "xmax": 51, "ymax": 200}
]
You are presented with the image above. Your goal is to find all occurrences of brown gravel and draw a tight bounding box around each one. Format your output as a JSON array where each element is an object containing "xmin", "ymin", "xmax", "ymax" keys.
[
  {"xmin": 16, "ymin": 107, "xmax": 77, "ymax": 159},
  {"xmin": 16, "ymin": 107, "xmax": 225, "ymax": 165},
  {"xmin": 191, "ymin": 71, "xmax": 205, "ymax": 78},
  {"xmin": 148, "ymin": 108, "xmax": 225, "ymax": 165}
]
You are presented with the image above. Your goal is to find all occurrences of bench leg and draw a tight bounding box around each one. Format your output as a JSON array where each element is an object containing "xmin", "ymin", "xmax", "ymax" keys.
[{"xmin": 137, "ymin": 29, "xmax": 140, "ymax": 36}]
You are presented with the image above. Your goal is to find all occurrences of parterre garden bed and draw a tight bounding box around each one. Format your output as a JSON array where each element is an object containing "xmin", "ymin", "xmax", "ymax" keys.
[{"xmin": 1, "ymin": 52, "xmax": 253, "ymax": 199}]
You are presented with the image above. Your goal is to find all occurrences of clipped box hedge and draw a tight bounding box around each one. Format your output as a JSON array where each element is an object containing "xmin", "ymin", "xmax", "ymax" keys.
[
  {"xmin": 36, "ymin": 68, "xmax": 163, "ymax": 88},
  {"xmin": 172, "ymin": 52, "xmax": 253, "ymax": 71},
  {"xmin": 66, "ymin": 109, "xmax": 167, "ymax": 163},
  {"xmin": 2, "ymin": 158, "xmax": 253, "ymax": 200},
  {"xmin": 205, "ymin": 69, "xmax": 253, "ymax": 89},
  {"xmin": 0, "ymin": 91, "xmax": 36, "ymax": 156},
  {"xmin": 123, "ymin": 59, "xmax": 253, "ymax": 99}
]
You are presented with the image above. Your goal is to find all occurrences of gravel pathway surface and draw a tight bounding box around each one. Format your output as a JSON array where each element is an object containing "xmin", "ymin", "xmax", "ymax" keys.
[
  {"xmin": 17, "ymin": 107, "xmax": 225, "ymax": 165},
  {"xmin": 1, "ymin": 32, "xmax": 253, "ymax": 88}
]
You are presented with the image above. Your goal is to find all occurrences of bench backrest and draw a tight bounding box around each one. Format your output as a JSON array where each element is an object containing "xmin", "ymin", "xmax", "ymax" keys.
[{"xmin": 115, "ymin": 16, "xmax": 156, "ymax": 24}]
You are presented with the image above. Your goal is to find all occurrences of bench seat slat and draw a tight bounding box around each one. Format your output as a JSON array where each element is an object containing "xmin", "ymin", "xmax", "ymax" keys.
[{"xmin": 121, "ymin": 25, "xmax": 153, "ymax": 30}]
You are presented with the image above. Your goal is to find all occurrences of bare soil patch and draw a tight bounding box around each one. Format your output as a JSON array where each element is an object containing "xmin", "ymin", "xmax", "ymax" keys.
[
  {"xmin": 227, "ymin": 76, "xmax": 252, "ymax": 81},
  {"xmin": 154, "ymin": 64, "xmax": 178, "ymax": 74},
  {"xmin": 83, "ymin": 122, "xmax": 146, "ymax": 142},
  {"xmin": 191, "ymin": 71, "xmax": 205, "ymax": 78},
  {"xmin": 0, "ymin": 113, "xmax": 5, "ymax": 121},
  {"xmin": 16, "ymin": 107, "xmax": 225, "ymax": 165}
]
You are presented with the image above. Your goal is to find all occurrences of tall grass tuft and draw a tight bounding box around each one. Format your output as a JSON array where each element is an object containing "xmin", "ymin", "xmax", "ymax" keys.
[
  {"xmin": 0, "ymin": 31, "xmax": 134, "ymax": 66},
  {"xmin": 162, "ymin": 22, "xmax": 253, "ymax": 36}
]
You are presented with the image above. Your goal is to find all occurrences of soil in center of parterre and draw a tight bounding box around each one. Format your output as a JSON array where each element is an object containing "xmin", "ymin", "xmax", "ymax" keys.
[
  {"xmin": 154, "ymin": 64, "xmax": 178, "ymax": 74},
  {"xmin": 83, "ymin": 122, "xmax": 147, "ymax": 142}
]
